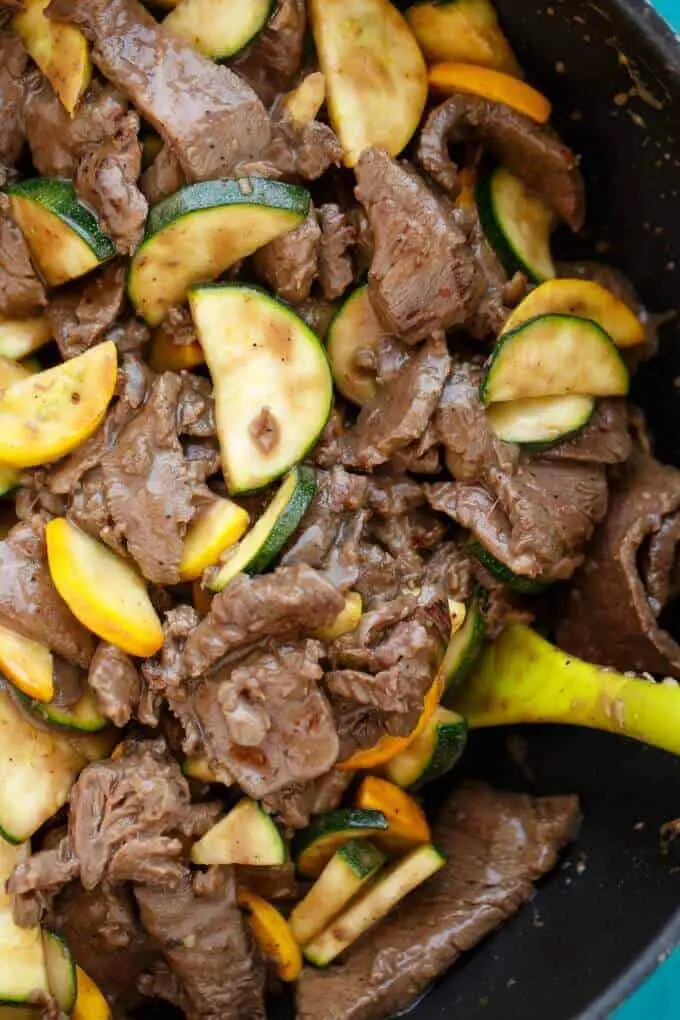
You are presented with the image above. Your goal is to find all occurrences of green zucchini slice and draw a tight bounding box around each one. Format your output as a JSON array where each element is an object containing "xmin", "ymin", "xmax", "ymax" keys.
[
  {"xmin": 384, "ymin": 707, "xmax": 468, "ymax": 790},
  {"xmin": 43, "ymin": 932, "xmax": 77, "ymax": 1014},
  {"xmin": 303, "ymin": 844, "xmax": 446, "ymax": 966},
  {"xmin": 441, "ymin": 598, "xmax": 485, "ymax": 697},
  {"xmin": 468, "ymin": 538, "xmax": 549, "ymax": 594},
  {"xmin": 0, "ymin": 683, "xmax": 93, "ymax": 844},
  {"xmin": 209, "ymin": 466, "xmax": 316, "ymax": 591},
  {"xmin": 130, "ymin": 179, "xmax": 310, "ymax": 324},
  {"xmin": 477, "ymin": 165, "xmax": 555, "ymax": 282},
  {"xmin": 481, "ymin": 314, "xmax": 629, "ymax": 404},
  {"xmin": 16, "ymin": 686, "xmax": 108, "ymax": 734},
  {"xmin": 289, "ymin": 839, "xmax": 386, "ymax": 946},
  {"xmin": 191, "ymin": 798, "xmax": 286, "ymax": 867},
  {"xmin": 8, "ymin": 179, "xmax": 115, "ymax": 287},
  {"xmin": 0, "ymin": 840, "xmax": 49, "ymax": 1007},
  {"xmin": 190, "ymin": 285, "xmax": 332, "ymax": 493},
  {"xmin": 164, "ymin": 0, "xmax": 273, "ymax": 58},
  {"xmin": 326, "ymin": 284, "xmax": 385, "ymax": 406},
  {"xmin": 486, "ymin": 394, "xmax": 595, "ymax": 447},
  {"xmin": 293, "ymin": 809, "xmax": 389, "ymax": 879}
]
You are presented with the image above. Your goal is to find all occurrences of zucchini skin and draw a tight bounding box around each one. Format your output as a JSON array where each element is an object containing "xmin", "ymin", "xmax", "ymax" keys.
[
  {"xmin": 468, "ymin": 539, "xmax": 550, "ymax": 594},
  {"xmin": 8, "ymin": 178, "xmax": 116, "ymax": 261},
  {"xmin": 246, "ymin": 466, "xmax": 317, "ymax": 575}
]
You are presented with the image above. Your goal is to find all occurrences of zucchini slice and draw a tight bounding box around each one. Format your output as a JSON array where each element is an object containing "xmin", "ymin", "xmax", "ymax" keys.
[
  {"xmin": 481, "ymin": 314, "xmax": 629, "ymax": 404},
  {"xmin": 164, "ymin": 0, "xmax": 273, "ymax": 59},
  {"xmin": 441, "ymin": 598, "xmax": 485, "ymax": 696},
  {"xmin": 501, "ymin": 278, "xmax": 646, "ymax": 348},
  {"xmin": 477, "ymin": 166, "xmax": 555, "ymax": 282},
  {"xmin": 326, "ymin": 285, "xmax": 385, "ymax": 406},
  {"xmin": 0, "ymin": 684, "xmax": 91, "ymax": 843},
  {"xmin": 17, "ymin": 687, "xmax": 107, "ymax": 734},
  {"xmin": 486, "ymin": 394, "xmax": 595, "ymax": 447},
  {"xmin": 303, "ymin": 844, "xmax": 446, "ymax": 966},
  {"xmin": 0, "ymin": 317, "xmax": 51, "ymax": 361},
  {"xmin": 355, "ymin": 776, "xmax": 431, "ymax": 853},
  {"xmin": 191, "ymin": 798, "xmax": 286, "ymax": 867},
  {"xmin": 0, "ymin": 839, "xmax": 49, "ymax": 1007},
  {"xmin": 289, "ymin": 839, "xmax": 386, "ymax": 946},
  {"xmin": 209, "ymin": 466, "xmax": 316, "ymax": 591},
  {"xmin": 405, "ymin": 0, "xmax": 521, "ymax": 75},
  {"xmin": 384, "ymin": 707, "xmax": 468, "ymax": 790},
  {"xmin": 313, "ymin": 592, "xmax": 363, "ymax": 642},
  {"xmin": 309, "ymin": 0, "xmax": 428, "ymax": 167},
  {"xmin": 0, "ymin": 625, "xmax": 54, "ymax": 703},
  {"xmin": 179, "ymin": 498, "xmax": 251, "ymax": 582},
  {"xmin": 468, "ymin": 538, "xmax": 548, "ymax": 594},
  {"xmin": 43, "ymin": 932, "xmax": 77, "ymax": 1014},
  {"xmin": 130, "ymin": 179, "xmax": 310, "ymax": 325},
  {"xmin": 8, "ymin": 180, "xmax": 115, "ymax": 287},
  {"xmin": 13, "ymin": 0, "xmax": 91, "ymax": 115},
  {"xmin": 182, "ymin": 756, "xmax": 235, "ymax": 785},
  {"xmin": 189, "ymin": 286, "xmax": 332, "ymax": 493},
  {"xmin": 293, "ymin": 809, "xmax": 388, "ymax": 879}
]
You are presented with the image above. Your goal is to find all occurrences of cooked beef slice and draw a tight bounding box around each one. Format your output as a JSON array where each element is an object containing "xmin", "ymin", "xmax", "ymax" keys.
[
  {"xmin": 296, "ymin": 782, "xmax": 580, "ymax": 1020},
  {"xmin": 182, "ymin": 564, "xmax": 344, "ymax": 677},
  {"xmin": 232, "ymin": 0, "xmax": 306, "ymax": 107},
  {"xmin": 0, "ymin": 519, "xmax": 94, "ymax": 666},
  {"xmin": 418, "ymin": 92, "xmax": 585, "ymax": 230},
  {"xmin": 177, "ymin": 372, "xmax": 216, "ymax": 438},
  {"xmin": 192, "ymin": 639, "xmax": 339, "ymax": 798},
  {"xmin": 267, "ymin": 112, "xmax": 343, "ymax": 181},
  {"xmin": 46, "ymin": 0, "xmax": 272, "ymax": 181},
  {"xmin": 0, "ymin": 28, "xmax": 27, "ymax": 169},
  {"xmin": 0, "ymin": 193, "xmax": 46, "ymax": 317},
  {"xmin": 355, "ymin": 149, "xmax": 482, "ymax": 344},
  {"xmin": 327, "ymin": 596, "xmax": 448, "ymax": 714},
  {"xmin": 141, "ymin": 142, "xmax": 186, "ymax": 205},
  {"xmin": 135, "ymin": 866, "xmax": 266, "ymax": 1020},
  {"xmin": 46, "ymin": 261, "xmax": 126, "ymax": 360},
  {"xmin": 10, "ymin": 834, "xmax": 80, "ymax": 930},
  {"xmin": 543, "ymin": 399, "xmax": 632, "ymax": 464},
  {"xmin": 296, "ymin": 296, "xmax": 339, "ymax": 339},
  {"xmin": 557, "ymin": 449, "xmax": 680, "ymax": 675},
  {"xmin": 318, "ymin": 203, "xmax": 358, "ymax": 301},
  {"xmin": 252, "ymin": 210, "xmax": 321, "ymax": 305},
  {"xmin": 465, "ymin": 208, "xmax": 527, "ymax": 340},
  {"xmin": 50, "ymin": 881, "xmax": 158, "ymax": 1009},
  {"xmin": 88, "ymin": 642, "xmax": 141, "ymax": 727},
  {"xmin": 235, "ymin": 861, "xmax": 299, "ymax": 902},
  {"xmin": 342, "ymin": 336, "xmax": 452, "ymax": 471},
  {"xmin": 262, "ymin": 770, "xmax": 354, "ymax": 831},
  {"xmin": 100, "ymin": 372, "xmax": 198, "ymax": 584}
]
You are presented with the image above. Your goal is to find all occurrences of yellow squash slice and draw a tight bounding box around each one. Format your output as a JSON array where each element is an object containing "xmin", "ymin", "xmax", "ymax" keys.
[
  {"xmin": 13, "ymin": 0, "xmax": 91, "ymax": 115},
  {"xmin": 179, "ymin": 498, "xmax": 250, "ymax": 582},
  {"xmin": 0, "ymin": 342, "xmax": 117, "ymax": 469},
  {"xmin": 429, "ymin": 63, "xmax": 551, "ymax": 123},
  {"xmin": 45, "ymin": 519, "xmax": 164, "ymax": 658},
  {"xmin": 314, "ymin": 592, "xmax": 363, "ymax": 642},
  {"xmin": 236, "ymin": 888, "xmax": 302, "ymax": 983},
  {"xmin": 355, "ymin": 776, "xmax": 431, "ymax": 852},
  {"xmin": 309, "ymin": 0, "xmax": 428, "ymax": 167},
  {"xmin": 0, "ymin": 317, "xmax": 52, "ymax": 361},
  {"xmin": 0, "ymin": 356, "xmax": 33, "ymax": 391},
  {"xmin": 0, "ymin": 625, "xmax": 54, "ymax": 703},
  {"xmin": 72, "ymin": 968, "xmax": 111, "ymax": 1020}
]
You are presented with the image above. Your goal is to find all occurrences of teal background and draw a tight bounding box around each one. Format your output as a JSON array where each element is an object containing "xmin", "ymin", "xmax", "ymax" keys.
[{"xmin": 611, "ymin": 9, "xmax": 679, "ymax": 1019}]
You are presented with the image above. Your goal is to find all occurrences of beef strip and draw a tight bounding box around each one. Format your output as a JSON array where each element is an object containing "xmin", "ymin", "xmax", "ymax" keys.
[
  {"xmin": 0, "ymin": 28, "xmax": 27, "ymax": 169},
  {"xmin": 0, "ymin": 519, "xmax": 94, "ymax": 666},
  {"xmin": 296, "ymin": 782, "xmax": 580, "ymax": 1020},
  {"xmin": 142, "ymin": 605, "xmax": 204, "ymax": 755},
  {"xmin": 88, "ymin": 642, "xmax": 141, "ymax": 728},
  {"xmin": 177, "ymin": 373, "xmax": 216, "ymax": 438},
  {"xmin": 141, "ymin": 142, "xmax": 186, "ymax": 204},
  {"xmin": 192, "ymin": 639, "xmax": 339, "ymax": 798},
  {"xmin": 182, "ymin": 564, "xmax": 344, "ymax": 678},
  {"xmin": 262, "ymin": 770, "xmax": 354, "ymax": 831},
  {"xmin": 46, "ymin": 0, "xmax": 273, "ymax": 181},
  {"xmin": 266, "ymin": 113, "xmax": 343, "ymax": 181},
  {"xmin": 417, "ymin": 92, "xmax": 585, "ymax": 230},
  {"xmin": 297, "ymin": 296, "xmax": 338, "ymax": 339},
  {"xmin": 46, "ymin": 261, "xmax": 126, "ymax": 360},
  {"xmin": 231, "ymin": 0, "xmax": 306, "ymax": 107},
  {"xmin": 252, "ymin": 210, "xmax": 321, "ymax": 305},
  {"xmin": 557, "ymin": 448, "xmax": 680, "ymax": 675},
  {"xmin": 318, "ymin": 203, "xmax": 358, "ymax": 301},
  {"xmin": 235, "ymin": 861, "xmax": 299, "ymax": 902},
  {"xmin": 0, "ymin": 193, "xmax": 46, "ymax": 318},
  {"xmin": 542, "ymin": 399, "xmax": 632, "ymax": 464},
  {"xmin": 49, "ymin": 881, "xmax": 158, "ymax": 1009},
  {"xmin": 135, "ymin": 866, "xmax": 266, "ymax": 1020},
  {"xmin": 355, "ymin": 149, "xmax": 482, "ymax": 344}
]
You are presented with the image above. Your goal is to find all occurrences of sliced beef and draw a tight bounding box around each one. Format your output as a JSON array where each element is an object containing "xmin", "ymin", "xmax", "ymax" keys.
[
  {"xmin": 296, "ymin": 782, "xmax": 579, "ymax": 1020},
  {"xmin": 417, "ymin": 92, "xmax": 585, "ymax": 230},
  {"xmin": 46, "ymin": 261, "xmax": 126, "ymax": 360},
  {"xmin": 46, "ymin": 0, "xmax": 272, "ymax": 181},
  {"xmin": 88, "ymin": 642, "xmax": 141, "ymax": 728},
  {"xmin": 0, "ymin": 193, "xmax": 46, "ymax": 317},
  {"xmin": 252, "ymin": 210, "xmax": 321, "ymax": 305},
  {"xmin": 355, "ymin": 149, "xmax": 482, "ymax": 344},
  {"xmin": 50, "ymin": 881, "xmax": 158, "ymax": 1009},
  {"xmin": 262, "ymin": 770, "xmax": 354, "ymax": 831},
  {"xmin": 232, "ymin": 0, "xmax": 306, "ymax": 107},
  {"xmin": 182, "ymin": 564, "xmax": 344, "ymax": 678},
  {"xmin": 0, "ymin": 519, "xmax": 94, "ymax": 666},
  {"xmin": 297, "ymin": 296, "xmax": 339, "ymax": 339},
  {"xmin": 317, "ymin": 203, "xmax": 358, "ymax": 302},
  {"xmin": 267, "ymin": 112, "xmax": 343, "ymax": 181},
  {"xmin": 235, "ymin": 861, "xmax": 299, "ymax": 902},
  {"xmin": 141, "ymin": 142, "xmax": 186, "ymax": 205},
  {"xmin": 177, "ymin": 373, "xmax": 216, "ymax": 438},
  {"xmin": 135, "ymin": 866, "xmax": 266, "ymax": 1020},
  {"xmin": 10, "ymin": 834, "xmax": 79, "ymax": 930},
  {"xmin": 557, "ymin": 448, "xmax": 680, "ymax": 676},
  {"xmin": 100, "ymin": 372, "xmax": 198, "ymax": 584},
  {"xmin": 192, "ymin": 639, "xmax": 339, "ymax": 798},
  {"xmin": 343, "ymin": 336, "xmax": 452, "ymax": 471},
  {"xmin": 0, "ymin": 29, "xmax": 27, "ymax": 169},
  {"xmin": 543, "ymin": 399, "xmax": 632, "ymax": 464}
]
